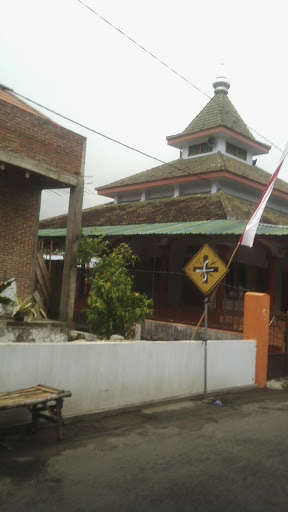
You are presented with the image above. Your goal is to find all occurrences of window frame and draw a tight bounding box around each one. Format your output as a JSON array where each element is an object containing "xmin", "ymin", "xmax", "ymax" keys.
[
  {"xmin": 226, "ymin": 142, "xmax": 247, "ymax": 161},
  {"xmin": 188, "ymin": 142, "xmax": 213, "ymax": 157}
]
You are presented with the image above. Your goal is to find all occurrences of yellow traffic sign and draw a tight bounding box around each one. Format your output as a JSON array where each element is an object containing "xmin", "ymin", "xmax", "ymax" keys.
[{"xmin": 183, "ymin": 244, "xmax": 228, "ymax": 295}]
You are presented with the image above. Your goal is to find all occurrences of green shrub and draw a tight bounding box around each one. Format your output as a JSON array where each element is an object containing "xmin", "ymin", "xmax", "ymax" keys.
[{"xmin": 78, "ymin": 238, "xmax": 153, "ymax": 339}]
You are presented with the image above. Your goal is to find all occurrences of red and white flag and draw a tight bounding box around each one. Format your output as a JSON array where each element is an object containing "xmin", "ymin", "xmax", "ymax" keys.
[{"xmin": 239, "ymin": 142, "xmax": 288, "ymax": 248}]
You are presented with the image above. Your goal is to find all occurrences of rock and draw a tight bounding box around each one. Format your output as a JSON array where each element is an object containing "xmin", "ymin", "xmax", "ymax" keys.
[
  {"xmin": 68, "ymin": 330, "xmax": 98, "ymax": 342},
  {"xmin": 110, "ymin": 334, "xmax": 125, "ymax": 341}
]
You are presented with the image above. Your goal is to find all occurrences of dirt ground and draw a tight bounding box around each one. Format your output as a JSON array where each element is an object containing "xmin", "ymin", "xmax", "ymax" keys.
[{"xmin": 1, "ymin": 386, "xmax": 288, "ymax": 511}]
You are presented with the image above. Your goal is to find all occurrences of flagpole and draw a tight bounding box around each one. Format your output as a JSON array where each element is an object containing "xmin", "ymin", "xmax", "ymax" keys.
[{"xmin": 191, "ymin": 243, "xmax": 240, "ymax": 340}]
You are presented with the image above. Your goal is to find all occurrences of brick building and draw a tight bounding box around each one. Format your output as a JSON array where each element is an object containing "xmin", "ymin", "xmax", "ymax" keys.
[{"xmin": 0, "ymin": 83, "xmax": 86, "ymax": 322}]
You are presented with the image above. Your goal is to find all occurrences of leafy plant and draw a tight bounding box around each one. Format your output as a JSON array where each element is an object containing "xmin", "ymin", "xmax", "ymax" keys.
[
  {"xmin": 77, "ymin": 236, "xmax": 109, "ymax": 265},
  {"xmin": 0, "ymin": 279, "xmax": 15, "ymax": 305},
  {"xmin": 12, "ymin": 296, "xmax": 47, "ymax": 322},
  {"xmin": 78, "ymin": 237, "xmax": 153, "ymax": 339}
]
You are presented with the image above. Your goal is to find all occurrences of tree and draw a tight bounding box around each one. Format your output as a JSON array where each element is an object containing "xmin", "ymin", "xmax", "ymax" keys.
[{"xmin": 78, "ymin": 237, "xmax": 153, "ymax": 339}]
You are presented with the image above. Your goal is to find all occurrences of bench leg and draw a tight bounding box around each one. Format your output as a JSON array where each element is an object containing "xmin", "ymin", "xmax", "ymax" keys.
[
  {"xmin": 31, "ymin": 405, "xmax": 39, "ymax": 433},
  {"xmin": 56, "ymin": 399, "xmax": 63, "ymax": 441}
]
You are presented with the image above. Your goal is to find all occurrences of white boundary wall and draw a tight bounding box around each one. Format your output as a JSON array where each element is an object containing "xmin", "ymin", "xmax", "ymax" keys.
[
  {"xmin": 0, "ymin": 340, "xmax": 256, "ymax": 426},
  {"xmin": 207, "ymin": 340, "xmax": 256, "ymax": 392}
]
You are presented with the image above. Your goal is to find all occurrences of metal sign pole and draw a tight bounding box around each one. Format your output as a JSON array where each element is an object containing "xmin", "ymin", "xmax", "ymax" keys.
[
  {"xmin": 203, "ymin": 295, "xmax": 209, "ymax": 398},
  {"xmin": 183, "ymin": 243, "xmax": 229, "ymax": 398}
]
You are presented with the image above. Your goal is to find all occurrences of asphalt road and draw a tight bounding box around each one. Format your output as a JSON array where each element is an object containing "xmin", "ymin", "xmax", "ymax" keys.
[{"xmin": 1, "ymin": 387, "xmax": 288, "ymax": 512}]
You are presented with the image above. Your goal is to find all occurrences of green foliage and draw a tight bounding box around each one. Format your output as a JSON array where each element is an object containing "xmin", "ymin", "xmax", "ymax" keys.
[
  {"xmin": 12, "ymin": 296, "xmax": 47, "ymax": 322},
  {"xmin": 78, "ymin": 237, "xmax": 153, "ymax": 339},
  {"xmin": 77, "ymin": 236, "xmax": 109, "ymax": 266},
  {"xmin": 0, "ymin": 279, "xmax": 15, "ymax": 305},
  {"xmin": 0, "ymin": 280, "xmax": 47, "ymax": 321}
]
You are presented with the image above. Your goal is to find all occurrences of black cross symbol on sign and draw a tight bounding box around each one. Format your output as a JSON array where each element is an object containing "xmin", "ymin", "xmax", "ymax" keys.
[{"xmin": 193, "ymin": 255, "xmax": 218, "ymax": 284}]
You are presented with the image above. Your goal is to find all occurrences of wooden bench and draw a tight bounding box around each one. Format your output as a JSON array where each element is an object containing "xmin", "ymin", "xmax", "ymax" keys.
[{"xmin": 0, "ymin": 384, "xmax": 72, "ymax": 441}]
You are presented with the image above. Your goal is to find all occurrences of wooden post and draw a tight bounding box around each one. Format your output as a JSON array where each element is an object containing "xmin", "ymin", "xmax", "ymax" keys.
[
  {"xmin": 59, "ymin": 141, "xmax": 86, "ymax": 323},
  {"xmin": 30, "ymin": 189, "xmax": 42, "ymax": 295},
  {"xmin": 56, "ymin": 399, "xmax": 63, "ymax": 441},
  {"xmin": 243, "ymin": 292, "xmax": 270, "ymax": 388},
  {"xmin": 158, "ymin": 241, "xmax": 170, "ymax": 308},
  {"xmin": 31, "ymin": 405, "xmax": 39, "ymax": 433},
  {"xmin": 267, "ymin": 254, "xmax": 276, "ymax": 313},
  {"xmin": 48, "ymin": 240, "xmax": 53, "ymax": 278}
]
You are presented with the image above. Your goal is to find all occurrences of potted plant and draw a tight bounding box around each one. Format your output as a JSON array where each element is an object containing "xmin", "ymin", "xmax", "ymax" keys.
[{"xmin": 12, "ymin": 296, "xmax": 47, "ymax": 322}]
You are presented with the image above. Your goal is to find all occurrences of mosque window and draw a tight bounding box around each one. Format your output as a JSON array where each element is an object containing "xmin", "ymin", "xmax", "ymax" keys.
[
  {"xmin": 226, "ymin": 142, "xmax": 247, "ymax": 160},
  {"xmin": 188, "ymin": 142, "xmax": 212, "ymax": 156}
]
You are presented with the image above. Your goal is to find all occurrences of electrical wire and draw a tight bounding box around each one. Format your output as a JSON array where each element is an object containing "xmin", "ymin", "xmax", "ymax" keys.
[
  {"xmin": 76, "ymin": 0, "xmax": 283, "ymax": 154},
  {"xmin": 76, "ymin": 0, "xmax": 210, "ymax": 100},
  {"xmin": 47, "ymin": 189, "xmax": 64, "ymax": 197},
  {"xmin": 13, "ymin": 87, "xmax": 190, "ymax": 197},
  {"xmin": 84, "ymin": 186, "xmax": 97, "ymax": 196},
  {"xmin": 14, "ymin": 88, "xmax": 285, "ymax": 206},
  {"xmin": 14, "ymin": 90, "xmax": 186, "ymax": 173},
  {"xmin": 248, "ymin": 126, "xmax": 283, "ymax": 152}
]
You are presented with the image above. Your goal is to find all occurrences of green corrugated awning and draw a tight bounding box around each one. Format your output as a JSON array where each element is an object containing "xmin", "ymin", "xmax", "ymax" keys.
[{"xmin": 38, "ymin": 219, "xmax": 288, "ymax": 238}]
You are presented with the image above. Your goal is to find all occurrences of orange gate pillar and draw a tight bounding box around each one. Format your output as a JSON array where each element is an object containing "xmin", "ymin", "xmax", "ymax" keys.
[{"xmin": 243, "ymin": 292, "xmax": 270, "ymax": 388}]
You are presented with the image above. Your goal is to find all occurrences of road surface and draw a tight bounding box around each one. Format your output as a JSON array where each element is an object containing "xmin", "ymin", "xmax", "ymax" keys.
[{"xmin": 1, "ymin": 387, "xmax": 288, "ymax": 511}]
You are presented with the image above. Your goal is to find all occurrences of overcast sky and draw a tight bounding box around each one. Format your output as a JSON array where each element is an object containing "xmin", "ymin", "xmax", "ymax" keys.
[{"xmin": 1, "ymin": 0, "xmax": 288, "ymax": 219}]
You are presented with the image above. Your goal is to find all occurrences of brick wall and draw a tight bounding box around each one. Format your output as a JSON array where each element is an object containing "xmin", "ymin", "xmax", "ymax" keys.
[
  {"xmin": 0, "ymin": 90, "xmax": 86, "ymax": 306},
  {"xmin": 0, "ymin": 98, "xmax": 85, "ymax": 176},
  {"xmin": 0, "ymin": 173, "xmax": 41, "ymax": 298}
]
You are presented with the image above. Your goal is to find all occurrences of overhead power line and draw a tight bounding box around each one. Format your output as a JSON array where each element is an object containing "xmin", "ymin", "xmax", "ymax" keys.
[
  {"xmin": 14, "ymin": 88, "xmax": 285, "ymax": 196},
  {"xmin": 76, "ymin": 0, "xmax": 283, "ymax": 154},
  {"xmin": 14, "ymin": 90, "xmax": 185, "ymax": 173},
  {"xmin": 76, "ymin": 0, "xmax": 210, "ymax": 100},
  {"xmin": 48, "ymin": 190, "xmax": 63, "ymax": 196},
  {"xmin": 248, "ymin": 126, "xmax": 282, "ymax": 153}
]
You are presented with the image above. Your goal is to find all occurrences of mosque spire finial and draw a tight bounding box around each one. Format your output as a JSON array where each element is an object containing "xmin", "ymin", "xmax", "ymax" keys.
[{"xmin": 213, "ymin": 59, "xmax": 230, "ymax": 95}]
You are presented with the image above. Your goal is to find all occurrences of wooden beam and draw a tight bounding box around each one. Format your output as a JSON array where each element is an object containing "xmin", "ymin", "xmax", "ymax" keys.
[
  {"xmin": 59, "ymin": 141, "xmax": 86, "ymax": 323},
  {"xmin": 37, "ymin": 252, "xmax": 51, "ymax": 293},
  {"xmin": 33, "ymin": 289, "xmax": 47, "ymax": 315}
]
